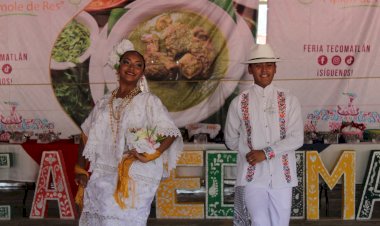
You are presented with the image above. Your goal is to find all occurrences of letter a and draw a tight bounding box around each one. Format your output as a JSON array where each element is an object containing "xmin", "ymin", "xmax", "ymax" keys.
[{"xmin": 30, "ymin": 150, "xmax": 76, "ymax": 219}]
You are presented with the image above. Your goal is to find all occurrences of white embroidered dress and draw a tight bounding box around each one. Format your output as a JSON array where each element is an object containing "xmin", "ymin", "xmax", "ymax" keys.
[{"xmin": 79, "ymin": 91, "xmax": 183, "ymax": 226}]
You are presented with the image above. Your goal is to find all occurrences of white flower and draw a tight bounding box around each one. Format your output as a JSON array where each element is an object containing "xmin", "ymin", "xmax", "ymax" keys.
[
  {"xmin": 126, "ymin": 127, "xmax": 164, "ymax": 154},
  {"xmin": 135, "ymin": 129, "xmax": 148, "ymax": 140},
  {"xmin": 107, "ymin": 39, "xmax": 135, "ymax": 70},
  {"xmin": 107, "ymin": 50, "xmax": 120, "ymax": 70},
  {"xmin": 116, "ymin": 39, "xmax": 134, "ymax": 55}
]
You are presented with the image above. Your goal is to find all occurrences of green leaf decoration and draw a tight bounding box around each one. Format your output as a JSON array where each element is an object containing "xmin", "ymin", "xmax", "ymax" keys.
[
  {"xmin": 51, "ymin": 60, "xmax": 94, "ymax": 127},
  {"xmin": 107, "ymin": 8, "xmax": 129, "ymax": 36},
  {"xmin": 208, "ymin": 0, "xmax": 236, "ymax": 22}
]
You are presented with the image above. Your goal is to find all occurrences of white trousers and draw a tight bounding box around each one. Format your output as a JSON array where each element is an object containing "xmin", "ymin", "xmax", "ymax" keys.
[{"xmin": 244, "ymin": 183, "xmax": 292, "ymax": 226}]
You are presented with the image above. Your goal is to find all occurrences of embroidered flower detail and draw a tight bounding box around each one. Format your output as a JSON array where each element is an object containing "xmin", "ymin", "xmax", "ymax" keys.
[
  {"xmin": 107, "ymin": 39, "xmax": 135, "ymax": 70},
  {"xmin": 241, "ymin": 93, "xmax": 253, "ymax": 150},
  {"xmin": 282, "ymin": 154, "xmax": 291, "ymax": 183},
  {"xmin": 263, "ymin": 147, "xmax": 275, "ymax": 160},
  {"xmin": 241, "ymin": 93, "xmax": 256, "ymax": 182},
  {"xmin": 246, "ymin": 164, "xmax": 256, "ymax": 182},
  {"xmin": 277, "ymin": 91, "xmax": 286, "ymax": 139}
]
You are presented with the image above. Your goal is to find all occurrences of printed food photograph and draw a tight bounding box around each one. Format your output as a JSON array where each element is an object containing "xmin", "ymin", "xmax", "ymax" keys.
[
  {"xmin": 84, "ymin": 0, "xmax": 130, "ymax": 11},
  {"xmin": 88, "ymin": 0, "xmax": 248, "ymax": 126},
  {"xmin": 128, "ymin": 11, "xmax": 228, "ymax": 111},
  {"xmin": 49, "ymin": 0, "xmax": 249, "ymax": 127}
]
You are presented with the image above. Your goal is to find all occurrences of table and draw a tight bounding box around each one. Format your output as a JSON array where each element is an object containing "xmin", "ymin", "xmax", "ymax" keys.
[
  {"xmin": 0, "ymin": 140, "xmax": 79, "ymax": 195},
  {"xmin": 0, "ymin": 143, "xmax": 39, "ymax": 182},
  {"xmin": 179, "ymin": 142, "xmax": 380, "ymax": 184}
]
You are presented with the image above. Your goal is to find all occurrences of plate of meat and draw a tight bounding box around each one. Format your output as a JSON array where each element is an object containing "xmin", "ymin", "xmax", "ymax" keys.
[{"xmin": 88, "ymin": 0, "xmax": 254, "ymax": 127}]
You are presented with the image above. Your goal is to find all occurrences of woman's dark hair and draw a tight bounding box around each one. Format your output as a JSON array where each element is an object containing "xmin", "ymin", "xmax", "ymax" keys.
[{"xmin": 119, "ymin": 50, "xmax": 146, "ymax": 70}]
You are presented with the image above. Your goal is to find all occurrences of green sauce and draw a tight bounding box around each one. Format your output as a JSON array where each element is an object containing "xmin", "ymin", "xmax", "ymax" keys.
[{"xmin": 52, "ymin": 20, "xmax": 91, "ymax": 64}]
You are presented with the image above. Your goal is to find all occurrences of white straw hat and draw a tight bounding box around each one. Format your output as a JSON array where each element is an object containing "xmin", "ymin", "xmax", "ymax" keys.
[{"xmin": 243, "ymin": 44, "xmax": 281, "ymax": 64}]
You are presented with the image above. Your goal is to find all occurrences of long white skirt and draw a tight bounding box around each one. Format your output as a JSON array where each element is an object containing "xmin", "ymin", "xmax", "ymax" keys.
[{"xmin": 79, "ymin": 169, "xmax": 159, "ymax": 226}]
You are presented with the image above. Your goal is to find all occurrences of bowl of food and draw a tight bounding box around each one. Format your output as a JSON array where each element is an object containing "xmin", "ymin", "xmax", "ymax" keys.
[
  {"xmin": 130, "ymin": 14, "xmax": 222, "ymax": 82},
  {"xmin": 50, "ymin": 11, "xmax": 99, "ymax": 70},
  {"xmin": 88, "ymin": 0, "xmax": 253, "ymax": 127},
  {"xmin": 84, "ymin": 0, "xmax": 129, "ymax": 12}
]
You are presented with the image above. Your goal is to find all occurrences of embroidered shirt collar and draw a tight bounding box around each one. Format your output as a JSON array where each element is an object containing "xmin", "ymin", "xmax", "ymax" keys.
[{"xmin": 253, "ymin": 83, "xmax": 274, "ymax": 96}]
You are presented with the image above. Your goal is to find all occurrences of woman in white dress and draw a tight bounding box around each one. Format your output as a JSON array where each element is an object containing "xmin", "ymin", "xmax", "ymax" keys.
[{"xmin": 74, "ymin": 39, "xmax": 183, "ymax": 226}]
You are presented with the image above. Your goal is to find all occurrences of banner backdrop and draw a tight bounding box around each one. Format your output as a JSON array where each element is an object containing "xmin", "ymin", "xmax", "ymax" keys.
[
  {"xmin": 0, "ymin": 0, "xmax": 90, "ymax": 138},
  {"xmin": 267, "ymin": 0, "xmax": 380, "ymax": 133},
  {"xmin": 0, "ymin": 0, "xmax": 256, "ymax": 138}
]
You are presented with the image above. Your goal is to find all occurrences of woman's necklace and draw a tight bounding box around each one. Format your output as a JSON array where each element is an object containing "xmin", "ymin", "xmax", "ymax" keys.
[{"xmin": 109, "ymin": 86, "xmax": 141, "ymax": 146}]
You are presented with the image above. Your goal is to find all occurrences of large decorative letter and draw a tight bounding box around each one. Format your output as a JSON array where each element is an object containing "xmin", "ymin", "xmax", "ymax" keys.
[
  {"xmin": 156, "ymin": 150, "xmax": 204, "ymax": 219},
  {"xmin": 357, "ymin": 150, "xmax": 380, "ymax": 220},
  {"xmin": 30, "ymin": 151, "xmax": 76, "ymax": 219},
  {"xmin": 291, "ymin": 151, "xmax": 305, "ymax": 219},
  {"xmin": 306, "ymin": 151, "xmax": 355, "ymax": 220},
  {"xmin": 206, "ymin": 150, "xmax": 237, "ymax": 218}
]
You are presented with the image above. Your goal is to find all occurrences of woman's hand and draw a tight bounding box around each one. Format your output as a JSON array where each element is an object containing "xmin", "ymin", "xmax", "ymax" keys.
[
  {"xmin": 129, "ymin": 150, "xmax": 150, "ymax": 163},
  {"xmin": 122, "ymin": 149, "xmax": 136, "ymax": 160},
  {"xmin": 74, "ymin": 173, "xmax": 89, "ymax": 188}
]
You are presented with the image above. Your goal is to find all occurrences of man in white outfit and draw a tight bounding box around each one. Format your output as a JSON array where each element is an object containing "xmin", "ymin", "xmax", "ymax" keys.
[{"xmin": 224, "ymin": 44, "xmax": 304, "ymax": 226}]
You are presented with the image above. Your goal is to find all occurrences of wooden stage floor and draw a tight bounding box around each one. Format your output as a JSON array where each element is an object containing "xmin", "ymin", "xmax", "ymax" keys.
[{"xmin": 1, "ymin": 186, "xmax": 380, "ymax": 226}]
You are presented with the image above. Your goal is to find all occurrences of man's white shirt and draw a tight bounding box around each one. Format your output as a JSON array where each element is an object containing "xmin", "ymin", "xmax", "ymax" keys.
[{"xmin": 224, "ymin": 84, "xmax": 304, "ymax": 187}]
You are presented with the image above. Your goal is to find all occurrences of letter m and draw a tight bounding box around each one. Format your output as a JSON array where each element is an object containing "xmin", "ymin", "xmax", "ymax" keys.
[{"xmin": 306, "ymin": 151, "xmax": 355, "ymax": 220}]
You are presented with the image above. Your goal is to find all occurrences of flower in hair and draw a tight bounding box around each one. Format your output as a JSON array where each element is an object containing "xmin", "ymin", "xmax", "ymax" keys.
[{"xmin": 107, "ymin": 39, "xmax": 135, "ymax": 70}]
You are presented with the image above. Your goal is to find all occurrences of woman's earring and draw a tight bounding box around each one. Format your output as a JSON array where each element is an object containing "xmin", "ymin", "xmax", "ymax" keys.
[{"xmin": 139, "ymin": 75, "xmax": 149, "ymax": 92}]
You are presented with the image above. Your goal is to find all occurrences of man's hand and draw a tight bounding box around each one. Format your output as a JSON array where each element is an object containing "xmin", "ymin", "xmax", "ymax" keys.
[
  {"xmin": 246, "ymin": 150, "xmax": 266, "ymax": 165},
  {"xmin": 74, "ymin": 173, "xmax": 89, "ymax": 188}
]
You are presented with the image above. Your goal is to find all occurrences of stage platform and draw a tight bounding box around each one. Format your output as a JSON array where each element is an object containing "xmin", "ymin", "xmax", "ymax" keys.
[
  {"xmin": 1, "ymin": 189, "xmax": 380, "ymax": 226},
  {"xmin": 0, "ymin": 217, "xmax": 380, "ymax": 226}
]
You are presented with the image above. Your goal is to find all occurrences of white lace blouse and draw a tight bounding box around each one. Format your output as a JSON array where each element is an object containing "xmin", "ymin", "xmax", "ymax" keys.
[{"xmin": 81, "ymin": 91, "xmax": 183, "ymax": 180}]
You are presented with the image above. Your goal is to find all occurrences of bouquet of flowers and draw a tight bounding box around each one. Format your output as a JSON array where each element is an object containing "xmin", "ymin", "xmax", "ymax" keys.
[
  {"xmin": 126, "ymin": 127, "xmax": 165, "ymax": 154},
  {"xmin": 115, "ymin": 127, "xmax": 165, "ymax": 209}
]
